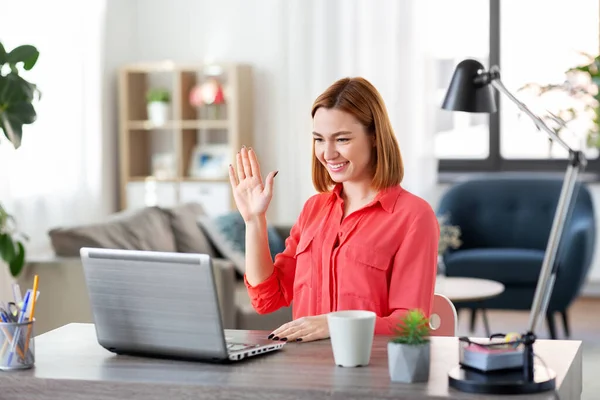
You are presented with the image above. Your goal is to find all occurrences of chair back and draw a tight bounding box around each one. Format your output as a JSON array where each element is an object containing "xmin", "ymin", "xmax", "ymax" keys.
[
  {"xmin": 429, "ymin": 293, "xmax": 457, "ymax": 337},
  {"xmin": 437, "ymin": 174, "xmax": 594, "ymax": 251}
]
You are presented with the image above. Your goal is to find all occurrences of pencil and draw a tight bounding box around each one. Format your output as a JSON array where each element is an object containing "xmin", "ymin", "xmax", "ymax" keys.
[
  {"xmin": 23, "ymin": 275, "xmax": 39, "ymax": 354},
  {"xmin": 0, "ymin": 325, "xmax": 25, "ymax": 360}
]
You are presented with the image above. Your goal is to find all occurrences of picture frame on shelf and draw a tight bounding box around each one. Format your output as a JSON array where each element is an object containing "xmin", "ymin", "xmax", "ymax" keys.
[{"xmin": 189, "ymin": 144, "xmax": 231, "ymax": 179}]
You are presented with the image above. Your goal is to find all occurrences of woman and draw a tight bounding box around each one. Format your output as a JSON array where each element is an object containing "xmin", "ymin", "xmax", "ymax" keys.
[{"xmin": 228, "ymin": 77, "xmax": 439, "ymax": 343}]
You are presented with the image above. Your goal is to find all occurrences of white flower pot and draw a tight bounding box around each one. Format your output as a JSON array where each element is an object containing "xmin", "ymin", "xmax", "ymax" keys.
[
  {"xmin": 147, "ymin": 102, "xmax": 169, "ymax": 126},
  {"xmin": 388, "ymin": 342, "xmax": 431, "ymax": 383}
]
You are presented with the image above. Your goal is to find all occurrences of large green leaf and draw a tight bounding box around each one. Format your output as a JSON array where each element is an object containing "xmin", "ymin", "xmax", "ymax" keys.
[
  {"xmin": 0, "ymin": 102, "xmax": 37, "ymax": 148},
  {"xmin": 7, "ymin": 45, "xmax": 39, "ymax": 71},
  {"xmin": 0, "ymin": 233, "xmax": 16, "ymax": 263},
  {"xmin": 9, "ymin": 241, "xmax": 25, "ymax": 277},
  {"xmin": 0, "ymin": 43, "xmax": 6, "ymax": 66},
  {"xmin": 0, "ymin": 74, "xmax": 37, "ymax": 104}
]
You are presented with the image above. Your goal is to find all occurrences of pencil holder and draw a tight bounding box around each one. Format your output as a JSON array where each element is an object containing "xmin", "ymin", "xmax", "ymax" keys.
[{"xmin": 0, "ymin": 319, "xmax": 35, "ymax": 370}]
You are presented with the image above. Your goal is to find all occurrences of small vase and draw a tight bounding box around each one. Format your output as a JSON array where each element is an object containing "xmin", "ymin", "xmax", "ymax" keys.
[
  {"xmin": 388, "ymin": 342, "xmax": 431, "ymax": 383},
  {"xmin": 147, "ymin": 102, "xmax": 169, "ymax": 126}
]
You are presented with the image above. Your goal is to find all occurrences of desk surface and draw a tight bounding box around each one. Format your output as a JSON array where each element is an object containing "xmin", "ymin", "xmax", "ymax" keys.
[{"xmin": 0, "ymin": 323, "xmax": 582, "ymax": 400}]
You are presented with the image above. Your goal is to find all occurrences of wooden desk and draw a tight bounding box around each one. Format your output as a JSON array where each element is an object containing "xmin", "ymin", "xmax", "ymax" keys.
[{"xmin": 0, "ymin": 324, "xmax": 582, "ymax": 400}]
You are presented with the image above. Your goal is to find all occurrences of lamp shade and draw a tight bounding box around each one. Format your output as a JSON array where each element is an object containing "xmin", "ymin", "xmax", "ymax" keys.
[{"xmin": 441, "ymin": 59, "xmax": 497, "ymax": 113}]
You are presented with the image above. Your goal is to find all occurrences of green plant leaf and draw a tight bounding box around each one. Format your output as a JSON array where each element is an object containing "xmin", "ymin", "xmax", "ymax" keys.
[
  {"xmin": 391, "ymin": 309, "xmax": 430, "ymax": 345},
  {"xmin": 7, "ymin": 45, "xmax": 39, "ymax": 71},
  {"xmin": 9, "ymin": 241, "xmax": 25, "ymax": 277},
  {"xmin": 0, "ymin": 74, "xmax": 38, "ymax": 104},
  {"xmin": 0, "ymin": 102, "xmax": 37, "ymax": 148},
  {"xmin": 0, "ymin": 43, "xmax": 7, "ymax": 66},
  {"xmin": 0, "ymin": 233, "xmax": 16, "ymax": 263}
]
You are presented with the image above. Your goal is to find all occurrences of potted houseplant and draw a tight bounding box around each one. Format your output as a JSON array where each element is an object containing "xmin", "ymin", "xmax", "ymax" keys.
[
  {"xmin": 519, "ymin": 53, "xmax": 600, "ymax": 150},
  {"xmin": 146, "ymin": 88, "xmax": 170, "ymax": 126},
  {"xmin": 388, "ymin": 309, "xmax": 431, "ymax": 383},
  {"xmin": 0, "ymin": 42, "xmax": 40, "ymax": 277},
  {"xmin": 437, "ymin": 214, "xmax": 462, "ymax": 277}
]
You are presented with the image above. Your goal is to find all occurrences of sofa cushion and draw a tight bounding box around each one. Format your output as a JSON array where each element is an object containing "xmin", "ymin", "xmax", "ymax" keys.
[
  {"xmin": 198, "ymin": 212, "xmax": 286, "ymax": 275},
  {"xmin": 444, "ymin": 248, "xmax": 545, "ymax": 285},
  {"xmin": 48, "ymin": 206, "xmax": 177, "ymax": 256},
  {"xmin": 161, "ymin": 203, "xmax": 217, "ymax": 257}
]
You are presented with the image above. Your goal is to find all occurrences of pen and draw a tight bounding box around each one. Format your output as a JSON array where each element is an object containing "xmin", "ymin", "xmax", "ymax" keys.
[
  {"xmin": 7, "ymin": 290, "xmax": 30, "ymax": 366},
  {"xmin": 12, "ymin": 283, "xmax": 22, "ymax": 306},
  {"xmin": 24, "ymin": 275, "xmax": 39, "ymax": 354},
  {"xmin": 0, "ymin": 312, "xmax": 25, "ymax": 360}
]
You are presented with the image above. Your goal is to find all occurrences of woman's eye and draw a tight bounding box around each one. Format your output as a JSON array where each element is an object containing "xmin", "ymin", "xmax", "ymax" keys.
[
  {"xmin": 313, "ymin": 138, "xmax": 323, "ymax": 142},
  {"xmin": 337, "ymin": 138, "xmax": 349, "ymax": 142}
]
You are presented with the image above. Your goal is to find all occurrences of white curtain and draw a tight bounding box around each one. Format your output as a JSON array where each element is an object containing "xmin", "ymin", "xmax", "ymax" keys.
[
  {"xmin": 0, "ymin": 0, "xmax": 111, "ymax": 259},
  {"xmin": 270, "ymin": 0, "xmax": 438, "ymax": 221}
]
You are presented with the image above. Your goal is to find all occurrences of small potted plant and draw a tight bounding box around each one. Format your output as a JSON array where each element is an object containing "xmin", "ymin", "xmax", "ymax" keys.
[
  {"xmin": 146, "ymin": 88, "xmax": 171, "ymax": 126},
  {"xmin": 437, "ymin": 214, "xmax": 462, "ymax": 277},
  {"xmin": 388, "ymin": 309, "xmax": 431, "ymax": 383}
]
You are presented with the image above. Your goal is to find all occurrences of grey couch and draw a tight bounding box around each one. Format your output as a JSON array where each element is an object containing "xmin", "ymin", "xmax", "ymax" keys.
[{"xmin": 25, "ymin": 203, "xmax": 292, "ymax": 336}]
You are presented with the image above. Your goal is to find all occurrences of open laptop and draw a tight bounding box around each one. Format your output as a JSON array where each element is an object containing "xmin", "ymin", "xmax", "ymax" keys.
[{"xmin": 80, "ymin": 247, "xmax": 285, "ymax": 362}]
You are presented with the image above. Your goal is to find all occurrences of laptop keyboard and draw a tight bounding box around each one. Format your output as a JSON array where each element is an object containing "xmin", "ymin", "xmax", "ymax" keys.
[{"xmin": 227, "ymin": 343, "xmax": 261, "ymax": 352}]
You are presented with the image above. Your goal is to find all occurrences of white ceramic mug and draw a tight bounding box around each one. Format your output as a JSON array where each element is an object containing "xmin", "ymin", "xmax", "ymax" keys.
[{"xmin": 327, "ymin": 310, "xmax": 376, "ymax": 367}]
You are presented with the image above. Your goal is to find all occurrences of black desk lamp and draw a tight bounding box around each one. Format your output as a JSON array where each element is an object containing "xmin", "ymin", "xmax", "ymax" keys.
[{"xmin": 441, "ymin": 59, "xmax": 586, "ymax": 394}]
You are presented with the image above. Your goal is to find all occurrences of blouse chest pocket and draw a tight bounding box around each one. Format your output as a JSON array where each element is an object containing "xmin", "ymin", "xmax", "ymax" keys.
[
  {"xmin": 343, "ymin": 244, "xmax": 392, "ymax": 271},
  {"xmin": 339, "ymin": 244, "xmax": 393, "ymax": 306},
  {"xmin": 294, "ymin": 232, "xmax": 317, "ymax": 290}
]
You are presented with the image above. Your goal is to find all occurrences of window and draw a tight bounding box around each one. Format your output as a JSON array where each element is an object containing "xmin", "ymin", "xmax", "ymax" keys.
[
  {"xmin": 435, "ymin": 0, "xmax": 600, "ymax": 173},
  {"xmin": 430, "ymin": 0, "xmax": 490, "ymax": 160}
]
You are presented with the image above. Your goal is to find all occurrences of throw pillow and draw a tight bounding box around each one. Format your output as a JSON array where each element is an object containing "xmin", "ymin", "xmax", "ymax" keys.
[
  {"xmin": 198, "ymin": 212, "xmax": 286, "ymax": 276},
  {"xmin": 161, "ymin": 202, "xmax": 217, "ymax": 257},
  {"xmin": 48, "ymin": 206, "xmax": 178, "ymax": 257}
]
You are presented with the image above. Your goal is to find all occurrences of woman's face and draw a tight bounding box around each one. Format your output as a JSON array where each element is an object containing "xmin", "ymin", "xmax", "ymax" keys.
[{"xmin": 312, "ymin": 108, "xmax": 375, "ymax": 185}]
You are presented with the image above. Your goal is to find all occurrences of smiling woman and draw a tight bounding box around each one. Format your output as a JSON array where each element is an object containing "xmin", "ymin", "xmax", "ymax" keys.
[{"xmin": 228, "ymin": 77, "xmax": 440, "ymax": 343}]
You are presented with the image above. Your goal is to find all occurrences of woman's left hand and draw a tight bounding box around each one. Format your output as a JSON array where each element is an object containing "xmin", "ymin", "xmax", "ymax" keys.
[{"xmin": 268, "ymin": 315, "xmax": 329, "ymax": 343}]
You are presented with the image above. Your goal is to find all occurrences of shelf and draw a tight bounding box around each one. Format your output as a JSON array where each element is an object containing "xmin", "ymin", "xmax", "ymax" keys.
[
  {"xmin": 128, "ymin": 176, "xmax": 230, "ymax": 183},
  {"xmin": 182, "ymin": 177, "xmax": 230, "ymax": 183},
  {"xmin": 127, "ymin": 120, "xmax": 229, "ymax": 130},
  {"xmin": 129, "ymin": 176, "xmax": 179, "ymax": 182},
  {"xmin": 127, "ymin": 121, "xmax": 177, "ymax": 130},
  {"xmin": 181, "ymin": 120, "xmax": 228, "ymax": 129},
  {"xmin": 119, "ymin": 62, "xmax": 253, "ymax": 212}
]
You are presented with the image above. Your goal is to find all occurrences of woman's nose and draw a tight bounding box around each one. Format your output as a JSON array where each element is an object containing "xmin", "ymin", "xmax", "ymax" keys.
[{"xmin": 324, "ymin": 142, "xmax": 338, "ymax": 159}]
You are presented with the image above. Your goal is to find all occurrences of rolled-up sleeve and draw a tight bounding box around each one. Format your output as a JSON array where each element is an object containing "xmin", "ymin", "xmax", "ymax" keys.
[{"xmin": 244, "ymin": 216, "xmax": 303, "ymax": 314}]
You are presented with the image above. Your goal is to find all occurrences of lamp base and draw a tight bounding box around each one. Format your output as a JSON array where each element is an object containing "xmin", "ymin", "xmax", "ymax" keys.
[{"xmin": 448, "ymin": 364, "xmax": 556, "ymax": 395}]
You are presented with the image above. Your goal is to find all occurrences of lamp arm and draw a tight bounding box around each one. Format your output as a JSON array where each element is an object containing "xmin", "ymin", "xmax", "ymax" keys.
[
  {"xmin": 482, "ymin": 67, "xmax": 588, "ymax": 339},
  {"xmin": 489, "ymin": 78, "xmax": 575, "ymax": 154}
]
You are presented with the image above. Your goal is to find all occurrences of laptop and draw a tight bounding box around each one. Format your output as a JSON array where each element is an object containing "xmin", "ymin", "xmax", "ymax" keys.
[{"xmin": 80, "ymin": 247, "xmax": 285, "ymax": 362}]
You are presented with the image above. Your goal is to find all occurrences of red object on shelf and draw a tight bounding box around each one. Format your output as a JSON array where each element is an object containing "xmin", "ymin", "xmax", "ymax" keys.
[{"xmin": 213, "ymin": 82, "xmax": 225, "ymax": 104}]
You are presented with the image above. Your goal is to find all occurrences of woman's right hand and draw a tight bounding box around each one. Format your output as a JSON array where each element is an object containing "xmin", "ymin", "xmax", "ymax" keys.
[{"xmin": 228, "ymin": 146, "xmax": 278, "ymax": 222}]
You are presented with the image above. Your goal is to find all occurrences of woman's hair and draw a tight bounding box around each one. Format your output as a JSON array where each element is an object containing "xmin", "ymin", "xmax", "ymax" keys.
[{"xmin": 310, "ymin": 77, "xmax": 404, "ymax": 193}]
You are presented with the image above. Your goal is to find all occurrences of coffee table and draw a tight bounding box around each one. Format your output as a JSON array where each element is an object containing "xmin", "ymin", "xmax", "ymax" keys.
[{"xmin": 435, "ymin": 276, "xmax": 505, "ymax": 337}]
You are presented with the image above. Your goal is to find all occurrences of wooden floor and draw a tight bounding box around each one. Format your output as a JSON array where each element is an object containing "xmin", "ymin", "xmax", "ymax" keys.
[{"xmin": 457, "ymin": 295, "xmax": 600, "ymax": 342}]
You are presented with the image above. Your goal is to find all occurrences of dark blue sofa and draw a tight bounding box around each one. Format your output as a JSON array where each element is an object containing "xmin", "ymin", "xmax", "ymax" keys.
[{"xmin": 437, "ymin": 174, "xmax": 595, "ymax": 339}]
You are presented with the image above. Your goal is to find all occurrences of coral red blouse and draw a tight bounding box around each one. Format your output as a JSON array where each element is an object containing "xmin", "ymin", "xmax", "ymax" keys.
[{"xmin": 244, "ymin": 184, "xmax": 439, "ymax": 335}]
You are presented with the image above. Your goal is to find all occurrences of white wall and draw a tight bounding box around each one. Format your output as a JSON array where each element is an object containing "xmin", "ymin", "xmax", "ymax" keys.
[{"xmin": 102, "ymin": 0, "xmax": 143, "ymax": 211}]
